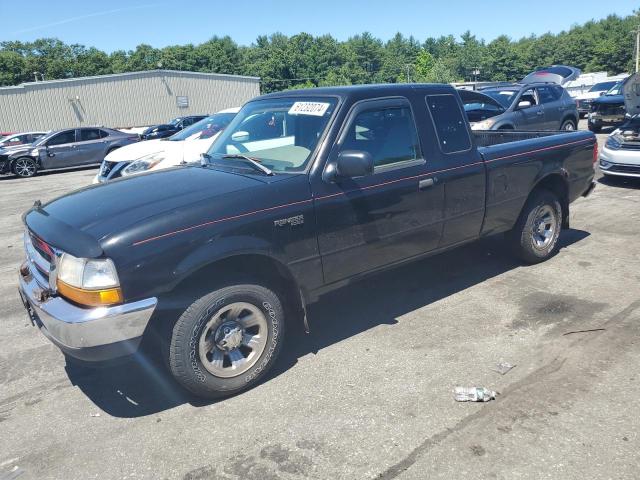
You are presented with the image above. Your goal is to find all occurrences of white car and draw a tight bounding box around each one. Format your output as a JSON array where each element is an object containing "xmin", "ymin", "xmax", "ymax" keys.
[
  {"xmin": 598, "ymin": 73, "xmax": 640, "ymax": 178},
  {"xmin": 93, "ymin": 107, "xmax": 240, "ymax": 183}
]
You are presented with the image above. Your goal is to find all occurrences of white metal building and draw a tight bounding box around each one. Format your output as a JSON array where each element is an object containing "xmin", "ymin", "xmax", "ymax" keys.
[{"xmin": 0, "ymin": 70, "xmax": 260, "ymax": 132}]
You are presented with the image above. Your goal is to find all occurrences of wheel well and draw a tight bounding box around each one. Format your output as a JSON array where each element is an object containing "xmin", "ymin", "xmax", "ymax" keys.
[
  {"xmin": 562, "ymin": 115, "xmax": 577, "ymax": 126},
  {"xmin": 167, "ymin": 254, "xmax": 305, "ymax": 329},
  {"xmin": 532, "ymin": 174, "xmax": 570, "ymax": 228}
]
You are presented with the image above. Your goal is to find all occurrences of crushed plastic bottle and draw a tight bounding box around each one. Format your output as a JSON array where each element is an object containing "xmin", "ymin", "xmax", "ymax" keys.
[{"xmin": 454, "ymin": 386, "xmax": 497, "ymax": 402}]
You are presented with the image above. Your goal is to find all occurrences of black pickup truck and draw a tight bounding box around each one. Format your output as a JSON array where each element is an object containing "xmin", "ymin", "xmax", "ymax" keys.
[{"xmin": 18, "ymin": 84, "xmax": 596, "ymax": 398}]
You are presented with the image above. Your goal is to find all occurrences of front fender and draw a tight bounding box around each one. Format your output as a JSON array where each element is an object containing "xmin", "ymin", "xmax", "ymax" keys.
[{"xmin": 171, "ymin": 235, "xmax": 276, "ymax": 286}]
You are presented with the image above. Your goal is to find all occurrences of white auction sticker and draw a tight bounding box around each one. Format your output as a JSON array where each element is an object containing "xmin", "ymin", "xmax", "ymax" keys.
[{"xmin": 288, "ymin": 102, "xmax": 330, "ymax": 116}]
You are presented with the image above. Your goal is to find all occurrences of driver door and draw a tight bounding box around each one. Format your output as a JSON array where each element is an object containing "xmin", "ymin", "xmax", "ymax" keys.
[
  {"xmin": 513, "ymin": 88, "xmax": 545, "ymax": 130},
  {"xmin": 311, "ymin": 98, "xmax": 444, "ymax": 284}
]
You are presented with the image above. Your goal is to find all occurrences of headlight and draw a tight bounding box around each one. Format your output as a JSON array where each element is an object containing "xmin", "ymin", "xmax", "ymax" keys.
[
  {"xmin": 121, "ymin": 153, "xmax": 164, "ymax": 176},
  {"xmin": 605, "ymin": 136, "xmax": 621, "ymax": 150},
  {"xmin": 30, "ymin": 148, "xmax": 39, "ymax": 156},
  {"xmin": 470, "ymin": 119, "xmax": 495, "ymax": 130},
  {"xmin": 56, "ymin": 253, "xmax": 122, "ymax": 306}
]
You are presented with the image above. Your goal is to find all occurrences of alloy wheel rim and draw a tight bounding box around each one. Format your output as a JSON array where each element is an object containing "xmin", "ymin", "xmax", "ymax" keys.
[
  {"xmin": 564, "ymin": 123, "xmax": 575, "ymax": 131},
  {"xmin": 531, "ymin": 205, "xmax": 556, "ymax": 249},
  {"xmin": 198, "ymin": 302, "xmax": 268, "ymax": 378},
  {"xmin": 16, "ymin": 159, "xmax": 35, "ymax": 176}
]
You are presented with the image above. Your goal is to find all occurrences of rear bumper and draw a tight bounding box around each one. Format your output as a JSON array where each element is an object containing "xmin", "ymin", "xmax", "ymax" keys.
[{"xmin": 18, "ymin": 263, "xmax": 157, "ymax": 362}]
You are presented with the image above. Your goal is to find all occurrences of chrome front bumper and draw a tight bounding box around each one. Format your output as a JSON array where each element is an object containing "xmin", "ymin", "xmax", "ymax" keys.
[{"xmin": 19, "ymin": 263, "xmax": 157, "ymax": 360}]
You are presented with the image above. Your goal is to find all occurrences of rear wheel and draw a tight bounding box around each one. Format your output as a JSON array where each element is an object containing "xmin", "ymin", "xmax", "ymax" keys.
[
  {"xmin": 12, "ymin": 157, "xmax": 38, "ymax": 178},
  {"xmin": 507, "ymin": 189, "xmax": 562, "ymax": 264},
  {"xmin": 588, "ymin": 124, "xmax": 601, "ymax": 133},
  {"xmin": 169, "ymin": 283, "xmax": 285, "ymax": 398},
  {"xmin": 561, "ymin": 119, "xmax": 576, "ymax": 131}
]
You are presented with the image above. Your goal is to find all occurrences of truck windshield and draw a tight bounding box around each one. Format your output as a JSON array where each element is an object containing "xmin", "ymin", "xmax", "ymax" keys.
[
  {"xmin": 168, "ymin": 112, "xmax": 237, "ymax": 141},
  {"xmin": 207, "ymin": 97, "xmax": 337, "ymax": 173},
  {"xmin": 605, "ymin": 83, "xmax": 622, "ymax": 96},
  {"xmin": 589, "ymin": 81, "xmax": 616, "ymax": 93}
]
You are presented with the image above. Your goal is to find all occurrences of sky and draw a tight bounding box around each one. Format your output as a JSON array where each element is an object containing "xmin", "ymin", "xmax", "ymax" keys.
[{"xmin": 0, "ymin": 0, "xmax": 638, "ymax": 52}]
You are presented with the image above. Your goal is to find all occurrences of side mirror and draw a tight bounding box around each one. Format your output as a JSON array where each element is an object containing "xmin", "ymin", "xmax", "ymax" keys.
[
  {"xmin": 599, "ymin": 91, "xmax": 606, "ymax": 96},
  {"xmin": 335, "ymin": 150, "xmax": 374, "ymax": 178},
  {"xmin": 231, "ymin": 131, "xmax": 250, "ymax": 142},
  {"xmin": 517, "ymin": 100, "xmax": 532, "ymax": 109}
]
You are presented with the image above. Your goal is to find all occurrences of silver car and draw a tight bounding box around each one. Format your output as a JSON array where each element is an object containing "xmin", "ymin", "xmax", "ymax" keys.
[
  {"xmin": 460, "ymin": 65, "xmax": 581, "ymax": 131},
  {"xmin": 0, "ymin": 127, "xmax": 140, "ymax": 178}
]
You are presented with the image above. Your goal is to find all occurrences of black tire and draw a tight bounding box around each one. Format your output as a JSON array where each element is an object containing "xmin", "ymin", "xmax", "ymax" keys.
[
  {"xmin": 560, "ymin": 119, "xmax": 576, "ymax": 131},
  {"xmin": 588, "ymin": 124, "xmax": 601, "ymax": 133},
  {"xmin": 507, "ymin": 189, "xmax": 562, "ymax": 264},
  {"xmin": 12, "ymin": 157, "xmax": 38, "ymax": 178},
  {"xmin": 169, "ymin": 284, "xmax": 285, "ymax": 399}
]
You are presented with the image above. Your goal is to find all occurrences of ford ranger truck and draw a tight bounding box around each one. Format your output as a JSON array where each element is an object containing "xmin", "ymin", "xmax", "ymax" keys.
[{"xmin": 18, "ymin": 84, "xmax": 597, "ymax": 399}]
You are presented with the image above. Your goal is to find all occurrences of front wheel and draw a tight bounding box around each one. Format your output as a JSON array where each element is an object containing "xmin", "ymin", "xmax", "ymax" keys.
[
  {"xmin": 588, "ymin": 124, "xmax": 601, "ymax": 133},
  {"xmin": 169, "ymin": 284, "xmax": 285, "ymax": 398},
  {"xmin": 560, "ymin": 119, "xmax": 576, "ymax": 131},
  {"xmin": 507, "ymin": 189, "xmax": 562, "ymax": 264},
  {"xmin": 12, "ymin": 157, "xmax": 38, "ymax": 178}
]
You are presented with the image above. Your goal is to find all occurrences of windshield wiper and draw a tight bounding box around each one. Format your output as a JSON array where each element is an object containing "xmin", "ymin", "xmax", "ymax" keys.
[{"xmin": 222, "ymin": 154, "xmax": 274, "ymax": 176}]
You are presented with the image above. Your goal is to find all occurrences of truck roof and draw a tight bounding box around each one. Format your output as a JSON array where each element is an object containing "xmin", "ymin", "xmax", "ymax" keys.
[{"xmin": 256, "ymin": 83, "xmax": 456, "ymax": 101}]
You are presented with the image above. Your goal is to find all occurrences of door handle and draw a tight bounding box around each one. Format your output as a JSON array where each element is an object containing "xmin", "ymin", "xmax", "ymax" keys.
[{"xmin": 419, "ymin": 178, "xmax": 436, "ymax": 190}]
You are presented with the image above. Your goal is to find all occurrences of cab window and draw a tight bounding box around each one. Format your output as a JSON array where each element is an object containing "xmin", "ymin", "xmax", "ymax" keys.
[
  {"xmin": 341, "ymin": 105, "xmax": 421, "ymax": 168},
  {"xmin": 426, "ymin": 94, "xmax": 471, "ymax": 153}
]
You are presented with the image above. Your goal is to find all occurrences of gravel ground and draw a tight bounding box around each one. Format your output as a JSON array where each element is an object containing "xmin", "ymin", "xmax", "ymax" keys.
[{"xmin": 0, "ymin": 124, "xmax": 639, "ymax": 480}]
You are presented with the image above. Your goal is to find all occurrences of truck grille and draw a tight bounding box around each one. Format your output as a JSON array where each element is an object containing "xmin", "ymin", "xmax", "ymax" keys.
[
  {"xmin": 591, "ymin": 103, "xmax": 625, "ymax": 116},
  {"xmin": 24, "ymin": 231, "xmax": 55, "ymax": 288}
]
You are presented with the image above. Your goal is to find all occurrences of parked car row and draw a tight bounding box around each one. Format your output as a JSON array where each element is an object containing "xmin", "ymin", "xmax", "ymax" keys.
[
  {"xmin": 0, "ymin": 109, "xmax": 240, "ymax": 179},
  {"xmin": 0, "ymin": 128, "xmax": 140, "ymax": 178},
  {"xmin": 94, "ymin": 108, "xmax": 239, "ymax": 182}
]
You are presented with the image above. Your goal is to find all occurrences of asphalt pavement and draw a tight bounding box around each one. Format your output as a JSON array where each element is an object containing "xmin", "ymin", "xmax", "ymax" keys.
[{"xmin": 0, "ymin": 124, "xmax": 639, "ymax": 479}]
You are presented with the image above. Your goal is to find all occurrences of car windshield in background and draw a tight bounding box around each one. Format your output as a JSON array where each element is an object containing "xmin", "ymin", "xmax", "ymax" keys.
[
  {"xmin": 605, "ymin": 83, "xmax": 623, "ymax": 95},
  {"xmin": 481, "ymin": 90, "xmax": 518, "ymax": 108},
  {"xmin": 168, "ymin": 118, "xmax": 182, "ymax": 126},
  {"xmin": 207, "ymin": 97, "xmax": 337, "ymax": 173},
  {"xmin": 589, "ymin": 81, "xmax": 617, "ymax": 92},
  {"xmin": 169, "ymin": 113, "xmax": 237, "ymax": 141}
]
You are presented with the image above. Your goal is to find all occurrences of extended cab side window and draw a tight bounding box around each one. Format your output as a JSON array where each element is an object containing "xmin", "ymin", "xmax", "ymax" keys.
[
  {"xmin": 340, "ymin": 105, "xmax": 421, "ymax": 168},
  {"xmin": 47, "ymin": 130, "xmax": 76, "ymax": 146},
  {"xmin": 426, "ymin": 94, "xmax": 471, "ymax": 154}
]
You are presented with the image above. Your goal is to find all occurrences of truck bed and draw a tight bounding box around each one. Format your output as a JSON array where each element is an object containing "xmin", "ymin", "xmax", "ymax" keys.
[{"xmin": 473, "ymin": 130, "xmax": 574, "ymax": 148}]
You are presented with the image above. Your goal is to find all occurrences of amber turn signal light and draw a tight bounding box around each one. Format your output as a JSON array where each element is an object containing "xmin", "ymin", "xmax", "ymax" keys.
[{"xmin": 57, "ymin": 279, "xmax": 123, "ymax": 307}]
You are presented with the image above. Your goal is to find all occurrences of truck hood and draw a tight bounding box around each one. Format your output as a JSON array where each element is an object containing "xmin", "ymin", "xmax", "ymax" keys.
[
  {"xmin": 592, "ymin": 94, "xmax": 624, "ymax": 106},
  {"xmin": 622, "ymin": 72, "xmax": 640, "ymax": 117},
  {"xmin": 29, "ymin": 166, "xmax": 283, "ymax": 248}
]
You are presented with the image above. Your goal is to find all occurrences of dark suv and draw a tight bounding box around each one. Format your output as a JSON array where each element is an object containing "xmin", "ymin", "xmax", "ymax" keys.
[{"xmin": 140, "ymin": 115, "xmax": 207, "ymax": 140}]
